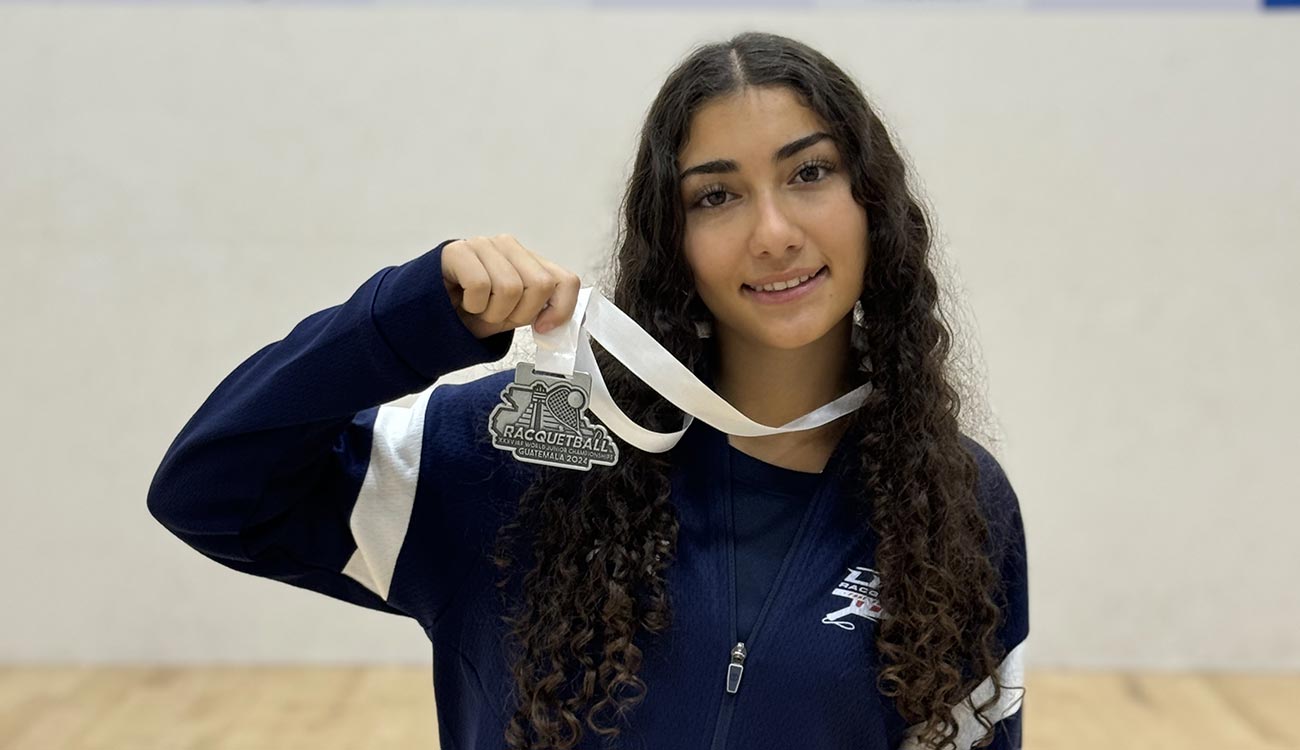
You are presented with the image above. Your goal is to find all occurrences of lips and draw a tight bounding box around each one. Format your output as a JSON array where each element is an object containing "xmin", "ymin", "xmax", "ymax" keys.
[
  {"xmin": 741, "ymin": 266, "xmax": 829, "ymax": 305},
  {"xmin": 743, "ymin": 266, "xmax": 827, "ymax": 292}
]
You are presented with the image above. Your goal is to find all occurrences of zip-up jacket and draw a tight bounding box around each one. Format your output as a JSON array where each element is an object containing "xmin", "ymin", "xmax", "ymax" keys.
[{"xmin": 147, "ymin": 239, "xmax": 1029, "ymax": 750}]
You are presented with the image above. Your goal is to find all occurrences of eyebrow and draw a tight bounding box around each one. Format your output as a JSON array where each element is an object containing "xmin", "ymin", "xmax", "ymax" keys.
[{"xmin": 678, "ymin": 131, "xmax": 834, "ymax": 183}]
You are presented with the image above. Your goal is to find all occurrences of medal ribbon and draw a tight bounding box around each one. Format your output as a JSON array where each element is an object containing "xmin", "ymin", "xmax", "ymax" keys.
[{"xmin": 530, "ymin": 287, "xmax": 872, "ymax": 453}]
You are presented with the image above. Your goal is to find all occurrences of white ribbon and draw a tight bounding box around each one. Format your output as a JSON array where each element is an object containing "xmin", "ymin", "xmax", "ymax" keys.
[{"xmin": 530, "ymin": 287, "xmax": 872, "ymax": 453}]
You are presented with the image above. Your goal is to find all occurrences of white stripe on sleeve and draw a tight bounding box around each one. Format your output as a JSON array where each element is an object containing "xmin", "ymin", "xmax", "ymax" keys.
[{"xmin": 341, "ymin": 384, "xmax": 436, "ymax": 600}]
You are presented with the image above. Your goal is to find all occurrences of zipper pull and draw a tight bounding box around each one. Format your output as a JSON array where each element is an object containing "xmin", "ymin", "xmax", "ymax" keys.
[{"xmin": 725, "ymin": 641, "xmax": 747, "ymax": 694}]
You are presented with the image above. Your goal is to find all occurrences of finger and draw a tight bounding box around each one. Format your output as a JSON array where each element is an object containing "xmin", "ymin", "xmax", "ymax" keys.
[
  {"xmin": 533, "ymin": 260, "xmax": 581, "ymax": 333},
  {"xmin": 494, "ymin": 235, "xmax": 557, "ymax": 327},
  {"xmin": 474, "ymin": 236, "xmax": 525, "ymax": 324},
  {"xmin": 444, "ymin": 240, "xmax": 492, "ymax": 314}
]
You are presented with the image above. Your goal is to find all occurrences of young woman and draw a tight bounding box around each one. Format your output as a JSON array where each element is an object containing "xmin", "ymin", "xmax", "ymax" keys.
[{"xmin": 149, "ymin": 31, "xmax": 1028, "ymax": 750}]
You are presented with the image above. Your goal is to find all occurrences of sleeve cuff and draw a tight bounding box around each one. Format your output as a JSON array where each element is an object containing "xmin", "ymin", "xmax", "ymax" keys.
[{"xmin": 370, "ymin": 238, "xmax": 516, "ymax": 381}]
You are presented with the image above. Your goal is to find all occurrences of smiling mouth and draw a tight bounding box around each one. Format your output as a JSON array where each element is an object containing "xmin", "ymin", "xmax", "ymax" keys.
[{"xmin": 742, "ymin": 266, "xmax": 828, "ymax": 292}]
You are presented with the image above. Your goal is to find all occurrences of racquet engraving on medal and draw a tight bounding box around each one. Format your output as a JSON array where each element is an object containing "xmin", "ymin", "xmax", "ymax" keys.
[{"xmin": 489, "ymin": 363, "xmax": 620, "ymax": 471}]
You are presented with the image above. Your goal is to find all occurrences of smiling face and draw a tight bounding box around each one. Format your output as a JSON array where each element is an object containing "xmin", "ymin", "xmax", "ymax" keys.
[{"xmin": 679, "ymin": 85, "xmax": 868, "ymax": 352}]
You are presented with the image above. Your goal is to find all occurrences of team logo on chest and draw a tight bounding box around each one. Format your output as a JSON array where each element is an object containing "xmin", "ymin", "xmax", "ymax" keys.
[{"xmin": 821, "ymin": 566, "xmax": 887, "ymax": 630}]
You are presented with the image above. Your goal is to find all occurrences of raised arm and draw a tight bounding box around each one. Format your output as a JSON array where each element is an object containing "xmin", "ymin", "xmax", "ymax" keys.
[{"xmin": 146, "ymin": 239, "xmax": 517, "ymax": 629}]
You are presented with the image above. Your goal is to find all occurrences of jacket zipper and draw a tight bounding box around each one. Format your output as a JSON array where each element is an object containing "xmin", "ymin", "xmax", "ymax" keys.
[
  {"xmin": 706, "ymin": 436, "xmax": 840, "ymax": 750},
  {"xmin": 707, "ymin": 468, "xmax": 742, "ymax": 750},
  {"xmin": 725, "ymin": 642, "xmax": 747, "ymax": 692}
]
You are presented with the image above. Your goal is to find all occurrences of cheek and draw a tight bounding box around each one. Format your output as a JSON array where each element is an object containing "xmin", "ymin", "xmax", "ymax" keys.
[
  {"xmin": 819, "ymin": 197, "xmax": 869, "ymax": 264},
  {"xmin": 816, "ymin": 189, "xmax": 863, "ymax": 225},
  {"xmin": 681, "ymin": 232, "xmax": 722, "ymax": 276},
  {"xmin": 692, "ymin": 268, "xmax": 733, "ymax": 300}
]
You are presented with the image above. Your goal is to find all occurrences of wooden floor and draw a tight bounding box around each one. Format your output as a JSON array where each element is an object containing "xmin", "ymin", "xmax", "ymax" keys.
[{"xmin": 1, "ymin": 667, "xmax": 1297, "ymax": 750}]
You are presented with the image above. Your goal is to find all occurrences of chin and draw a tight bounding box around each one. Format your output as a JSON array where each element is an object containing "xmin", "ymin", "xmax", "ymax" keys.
[{"xmin": 754, "ymin": 329, "xmax": 827, "ymax": 351}]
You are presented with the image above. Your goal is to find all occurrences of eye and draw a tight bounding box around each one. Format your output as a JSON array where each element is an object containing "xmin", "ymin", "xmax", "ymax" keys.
[
  {"xmin": 690, "ymin": 183, "xmax": 731, "ymax": 210},
  {"xmin": 794, "ymin": 158, "xmax": 836, "ymax": 184}
]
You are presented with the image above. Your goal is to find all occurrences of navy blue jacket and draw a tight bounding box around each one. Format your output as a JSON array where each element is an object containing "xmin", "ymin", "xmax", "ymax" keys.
[{"xmin": 148, "ymin": 239, "xmax": 1029, "ymax": 749}]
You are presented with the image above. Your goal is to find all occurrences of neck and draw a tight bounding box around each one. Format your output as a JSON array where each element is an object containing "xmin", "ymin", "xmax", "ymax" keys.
[{"xmin": 713, "ymin": 315, "xmax": 855, "ymax": 446}]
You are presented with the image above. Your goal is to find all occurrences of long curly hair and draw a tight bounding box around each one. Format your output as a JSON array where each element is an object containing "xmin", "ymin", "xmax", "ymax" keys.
[{"xmin": 491, "ymin": 30, "xmax": 1013, "ymax": 750}]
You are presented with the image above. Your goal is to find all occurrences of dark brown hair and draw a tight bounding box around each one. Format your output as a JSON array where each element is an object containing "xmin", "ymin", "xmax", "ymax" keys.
[{"xmin": 492, "ymin": 30, "xmax": 1013, "ymax": 749}]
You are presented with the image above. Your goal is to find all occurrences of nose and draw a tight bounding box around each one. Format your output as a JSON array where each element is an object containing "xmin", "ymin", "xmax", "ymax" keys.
[{"xmin": 748, "ymin": 188, "xmax": 803, "ymax": 257}]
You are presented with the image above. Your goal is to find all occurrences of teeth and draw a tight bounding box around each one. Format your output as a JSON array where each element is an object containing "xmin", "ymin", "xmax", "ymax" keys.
[{"xmin": 750, "ymin": 270, "xmax": 817, "ymax": 292}]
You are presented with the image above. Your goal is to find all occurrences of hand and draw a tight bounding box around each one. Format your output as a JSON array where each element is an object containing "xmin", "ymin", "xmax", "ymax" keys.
[{"xmin": 440, "ymin": 234, "xmax": 582, "ymax": 340}]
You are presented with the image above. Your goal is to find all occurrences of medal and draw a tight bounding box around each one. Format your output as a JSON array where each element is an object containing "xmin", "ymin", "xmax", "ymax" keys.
[
  {"xmin": 489, "ymin": 288, "xmax": 619, "ymax": 471},
  {"xmin": 489, "ymin": 287, "xmax": 874, "ymax": 471},
  {"xmin": 488, "ymin": 362, "xmax": 620, "ymax": 471}
]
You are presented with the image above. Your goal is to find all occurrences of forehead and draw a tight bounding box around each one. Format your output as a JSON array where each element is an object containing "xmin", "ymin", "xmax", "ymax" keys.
[{"xmin": 679, "ymin": 86, "xmax": 828, "ymax": 162}]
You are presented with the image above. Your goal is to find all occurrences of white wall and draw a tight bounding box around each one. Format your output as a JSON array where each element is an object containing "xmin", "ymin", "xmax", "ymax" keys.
[{"xmin": 1, "ymin": 5, "xmax": 1296, "ymax": 669}]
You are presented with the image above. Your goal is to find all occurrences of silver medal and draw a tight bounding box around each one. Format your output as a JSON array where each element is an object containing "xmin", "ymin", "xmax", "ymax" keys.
[{"xmin": 488, "ymin": 362, "xmax": 620, "ymax": 471}]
